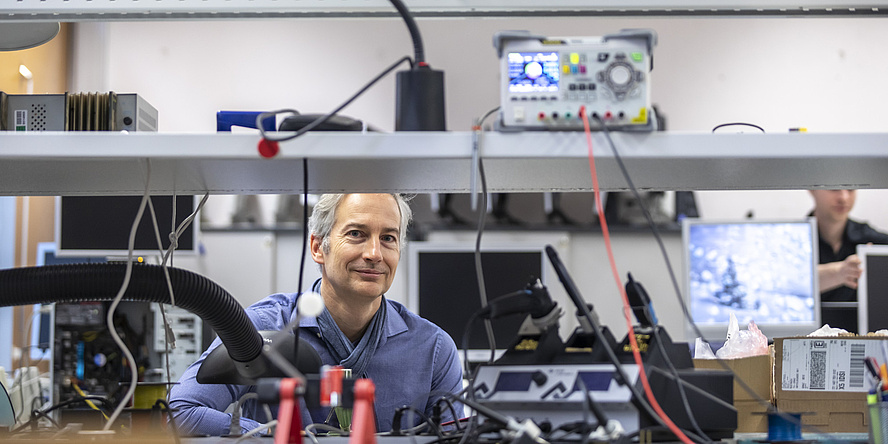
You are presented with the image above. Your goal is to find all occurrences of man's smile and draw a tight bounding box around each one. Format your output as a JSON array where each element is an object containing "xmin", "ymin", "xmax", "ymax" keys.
[{"xmin": 354, "ymin": 268, "xmax": 384, "ymax": 277}]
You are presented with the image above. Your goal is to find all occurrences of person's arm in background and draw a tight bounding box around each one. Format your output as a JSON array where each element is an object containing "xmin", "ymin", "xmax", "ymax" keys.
[
  {"xmin": 168, "ymin": 339, "xmax": 260, "ymax": 436},
  {"xmin": 819, "ymin": 254, "xmax": 863, "ymax": 292},
  {"xmin": 168, "ymin": 293, "xmax": 296, "ymax": 436}
]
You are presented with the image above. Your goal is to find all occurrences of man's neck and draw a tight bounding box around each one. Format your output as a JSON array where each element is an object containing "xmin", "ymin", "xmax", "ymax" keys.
[
  {"xmin": 817, "ymin": 213, "xmax": 848, "ymax": 253},
  {"xmin": 319, "ymin": 280, "xmax": 382, "ymax": 343}
]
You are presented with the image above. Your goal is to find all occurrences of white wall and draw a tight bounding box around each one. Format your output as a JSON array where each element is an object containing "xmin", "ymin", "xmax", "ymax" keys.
[
  {"xmin": 71, "ymin": 17, "xmax": 888, "ymax": 133},
  {"xmin": 69, "ymin": 16, "xmax": 888, "ymax": 229},
  {"xmin": 66, "ymin": 15, "xmax": 888, "ymax": 343}
]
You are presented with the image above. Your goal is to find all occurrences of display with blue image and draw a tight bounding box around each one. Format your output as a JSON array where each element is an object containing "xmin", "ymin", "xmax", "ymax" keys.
[
  {"xmin": 683, "ymin": 219, "xmax": 820, "ymax": 340},
  {"xmin": 507, "ymin": 51, "xmax": 560, "ymax": 93}
]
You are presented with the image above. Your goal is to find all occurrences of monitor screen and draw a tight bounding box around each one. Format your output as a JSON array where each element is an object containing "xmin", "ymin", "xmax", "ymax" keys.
[
  {"xmin": 856, "ymin": 244, "xmax": 888, "ymax": 334},
  {"xmin": 407, "ymin": 243, "xmax": 547, "ymax": 362},
  {"xmin": 55, "ymin": 195, "xmax": 199, "ymax": 257},
  {"xmin": 507, "ymin": 51, "xmax": 560, "ymax": 93},
  {"xmin": 682, "ymin": 218, "xmax": 820, "ymax": 342}
]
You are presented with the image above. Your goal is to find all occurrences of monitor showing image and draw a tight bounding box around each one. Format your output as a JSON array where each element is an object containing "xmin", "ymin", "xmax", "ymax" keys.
[
  {"xmin": 856, "ymin": 244, "xmax": 888, "ymax": 334},
  {"xmin": 682, "ymin": 218, "xmax": 820, "ymax": 342},
  {"xmin": 407, "ymin": 243, "xmax": 547, "ymax": 363}
]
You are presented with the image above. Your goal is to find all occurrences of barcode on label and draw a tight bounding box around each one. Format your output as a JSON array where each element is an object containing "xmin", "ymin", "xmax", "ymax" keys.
[
  {"xmin": 850, "ymin": 343, "xmax": 866, "ymax": 388},
  {"xmin": 15, "ymin": 110, "xmax": 26, "ymax": 129},
  {"xmin": 811, "ymin": 350, "xmax": 826, "ymax": 389}
]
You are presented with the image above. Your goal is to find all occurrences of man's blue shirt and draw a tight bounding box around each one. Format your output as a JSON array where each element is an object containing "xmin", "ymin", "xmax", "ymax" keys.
[{"xmin": 168, "ymin": 290, "xmax": 464, "ymax": 436}]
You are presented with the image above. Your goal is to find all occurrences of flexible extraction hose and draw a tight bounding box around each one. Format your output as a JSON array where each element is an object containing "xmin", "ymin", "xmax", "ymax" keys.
[{"xmin": 0, "ymin": 263, "xmax": 262, "ymax": 364}]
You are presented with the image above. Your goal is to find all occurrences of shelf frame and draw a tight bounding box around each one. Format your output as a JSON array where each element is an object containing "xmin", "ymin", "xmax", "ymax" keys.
[
  {"xmin": 1, "ymin": 131, "xmax": 886, "ymax": 196},
  {"xmin": 2, "ymin": 1, "xmax": 888, "ymax": 21}
]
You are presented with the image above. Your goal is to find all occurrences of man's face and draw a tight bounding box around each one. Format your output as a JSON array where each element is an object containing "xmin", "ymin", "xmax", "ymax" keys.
[
  {"xmin": 311, "ymin": 194, "xmax": 402, "ymax": 303},
  {"xmin": 810, "ymin": 189, "xmax": 856, "ymax": 222}
]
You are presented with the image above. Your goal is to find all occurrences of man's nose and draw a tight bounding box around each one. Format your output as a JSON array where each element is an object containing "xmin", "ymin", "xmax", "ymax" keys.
[{"xmin": 363, "ymin": 238, "xmax": 382, "ymax": 261}]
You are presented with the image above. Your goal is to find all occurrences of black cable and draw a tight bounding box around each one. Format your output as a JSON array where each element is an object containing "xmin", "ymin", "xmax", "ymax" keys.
[
  {"xmin": 298, "ymin": 158, "xmax": 309, "ymax": 297},
  {"xmin": 392, "ymin": 405, "xmax": 442, "ymax": 438},
  {"xmin": 29, "ymin": 409, "xmax": 62, "ymax": 431},
  {"xmin": 454, "ymin": 366, "xmax": 486, "ymax": 444},
  {"xmin": 460, "ymin": 108, "xmax": 516, "ymax": 444},
  {"xmin": 421, "ymin": 433, "xmax": 470, "ymax": 444},
  {"xmin": 388, "ymin": 0, "xmax": 425, "ymax": 64},
  {"xmin": 576, "ymin": 378, "xmax": 606, "ymax": 430},
  {"xmin": 470, "ymin": 107, "xmax": 502, "ymax": 367},
  {"xmin": 293, "ymin": 158, "xmax": 309, "ymax": 355},
  {"xmin": 711, "ymin": 122, "xmax": 765, "ymax": 133},
  {"xmin": 461, "ymin": 311, "xmax": 482, "ymax": 377},
  {"xmin": 460, "ymin": 107, "xmax": 516, "ymax": 443},
  {"xmin": 591, "ymin": 118, "xmax": 714, "ymax": 441},
  {"xmin": 10, "ymin": 396, "xmax": 111, "ymax": 433},
  {"xmin": 257, "ymin": 56, "xmax": 413, "ymax": 143},
  {"xmin": 434, "ymin": 397, "xmax": 464, "ymax": 432},
  {"xmin": 546, "ymin": 239, "xmax": 694, "ymax": 442},
  {"xmin": 153, "ymin": 399, "xmax": 182, "ymax": 444},
  {"xmin": 473, "ymin": 155, "xmax": 496, "ymax": 365},
  {"xmin": 41, "ymin": 396, "xmax": 112, "ymax": 414}
]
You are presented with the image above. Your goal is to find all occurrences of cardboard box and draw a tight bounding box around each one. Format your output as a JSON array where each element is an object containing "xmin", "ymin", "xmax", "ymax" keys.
[
  {"xmin": 694, "ymin": 353, "xmax": 773, "ymax": 433},
  {"xmin": 736, "ymin": 400, "xmax": 770, "ymax": 433},
  {"xmin": 774, "ymin": 336, "xmax": 887, "ymax": 433}
]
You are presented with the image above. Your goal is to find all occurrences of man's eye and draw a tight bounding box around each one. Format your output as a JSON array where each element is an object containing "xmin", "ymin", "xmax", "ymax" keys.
[
  {"xmin": 347, "ymin": 230, "xmax": 362, "ymax": 237},
  {"xmin": 382, "ymin": 235, "xmax": 397, "ymax": 243}
]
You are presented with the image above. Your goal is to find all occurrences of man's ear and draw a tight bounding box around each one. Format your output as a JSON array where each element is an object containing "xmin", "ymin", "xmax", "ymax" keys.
[{"xmin": 310, "ymin": 233, "xmax": 325, "ymax": 265}]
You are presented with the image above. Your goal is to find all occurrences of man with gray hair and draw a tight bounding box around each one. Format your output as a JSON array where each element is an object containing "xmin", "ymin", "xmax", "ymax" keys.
[{"xmin": 170, "ymin": 193, "xmax": 464, "ymax": 435}]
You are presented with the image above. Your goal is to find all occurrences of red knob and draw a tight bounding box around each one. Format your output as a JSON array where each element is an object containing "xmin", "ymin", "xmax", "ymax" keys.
[{"xmin": 257, "ymin": 139, "xmax": 280, "ymax": 158}]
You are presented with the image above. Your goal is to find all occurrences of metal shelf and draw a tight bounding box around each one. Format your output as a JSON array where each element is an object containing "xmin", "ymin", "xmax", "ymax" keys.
[
  {"xmin": 2, "ymin": 0, "xmax": 887, "ymax": 21},
  {"xmin": 1, "ymin": 131, "xmax": 886, "ymax": 196}
]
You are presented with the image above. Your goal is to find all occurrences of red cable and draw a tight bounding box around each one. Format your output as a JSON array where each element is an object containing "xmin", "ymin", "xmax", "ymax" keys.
[{"xmin": 579, "ymin": 106, "xmax": 695, "ymax": 444}]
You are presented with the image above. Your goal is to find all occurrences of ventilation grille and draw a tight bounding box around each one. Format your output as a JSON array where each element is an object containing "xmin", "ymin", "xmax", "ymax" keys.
[
  {"xmin": 67, "ymin": 92, "xmax": 115, "ymax": 131},
  {"xmin": 29, "ymin": 103, "xmax": 48, "ymax": 131}
]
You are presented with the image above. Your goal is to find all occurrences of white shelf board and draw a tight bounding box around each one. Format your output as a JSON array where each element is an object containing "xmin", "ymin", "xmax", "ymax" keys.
[
  {"xmin": 1, "ymin": 131, "xmax": 887, "ymax": 196},
  {"xmin": 2, "ymin": 0, "xmax": 887, "ymax": 21}
]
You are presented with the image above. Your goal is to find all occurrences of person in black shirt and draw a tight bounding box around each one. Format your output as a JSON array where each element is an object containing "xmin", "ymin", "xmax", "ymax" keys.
[{"xmin": 811, "ymin": 189, "xmax": 888, "ymax": 333}]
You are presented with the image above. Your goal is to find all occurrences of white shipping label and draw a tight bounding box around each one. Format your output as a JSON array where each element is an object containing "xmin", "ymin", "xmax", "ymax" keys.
[{"xmin": 781, "ymin": 338, "xmax": 881, "ymax": 392}]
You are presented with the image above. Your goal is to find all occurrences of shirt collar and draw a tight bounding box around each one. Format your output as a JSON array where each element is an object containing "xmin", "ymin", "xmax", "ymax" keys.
[{"xmin": 296, "ymin": 286, "xmax": 408, "ymax": 340}]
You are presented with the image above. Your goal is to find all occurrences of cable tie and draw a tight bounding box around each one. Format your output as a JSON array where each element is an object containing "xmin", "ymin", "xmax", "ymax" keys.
[{"xmin": 167, "ymin": 232, "xmax": 178, "ymax": 249}]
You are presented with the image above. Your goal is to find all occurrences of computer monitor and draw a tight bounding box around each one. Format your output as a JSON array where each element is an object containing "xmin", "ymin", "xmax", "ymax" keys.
[
  {"xmin": 407, "ymin": 242, "xmax": 547, "ymax": 362},
  {"xmin": 682, "ymin": 218, "xmax": 820, "ymax": 342},
  {"xmin": 55, "ymin": 195, "xmax": 199, "ymax": 257},
  {"xmin": 856, "ymin": 244, "xmax": 888, "ymax": 334}
]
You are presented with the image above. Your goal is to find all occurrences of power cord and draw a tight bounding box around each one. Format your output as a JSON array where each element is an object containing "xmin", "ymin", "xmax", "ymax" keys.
[
  {"xmin": 10, "ymin": 396, "xmax": 111, "ymax": 434},
  {"xmin": 471, "ymin": 107, "xmax": 504, "ymax": 371},
  {"xmin": 711, "ymin": 122, "xmax": 765, "ymax": 133},
  {"xmin": 101, "ymin": 160, "xmax": 154, "ymax": 432},
  {"xmin": 578, "ymin": 107, "xmax": 697, "ymax": 444},
  {"xmin": 388, "ymin": 0, "xmax": 425, "ymax": 64},
  {"xmin": 391, "ymin": 405, "xmax": 442, "ymax": 438},
  {"xmin": 591, "ymin": 118, "xmax": 710, "ymax": 442},
  {"xmin": 256, "ymin": 56, "xmax": 413, "ymax": 144},
  {"xmin": 293, "ymin": 158, "xmax": 309, "ymax": 356}
]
